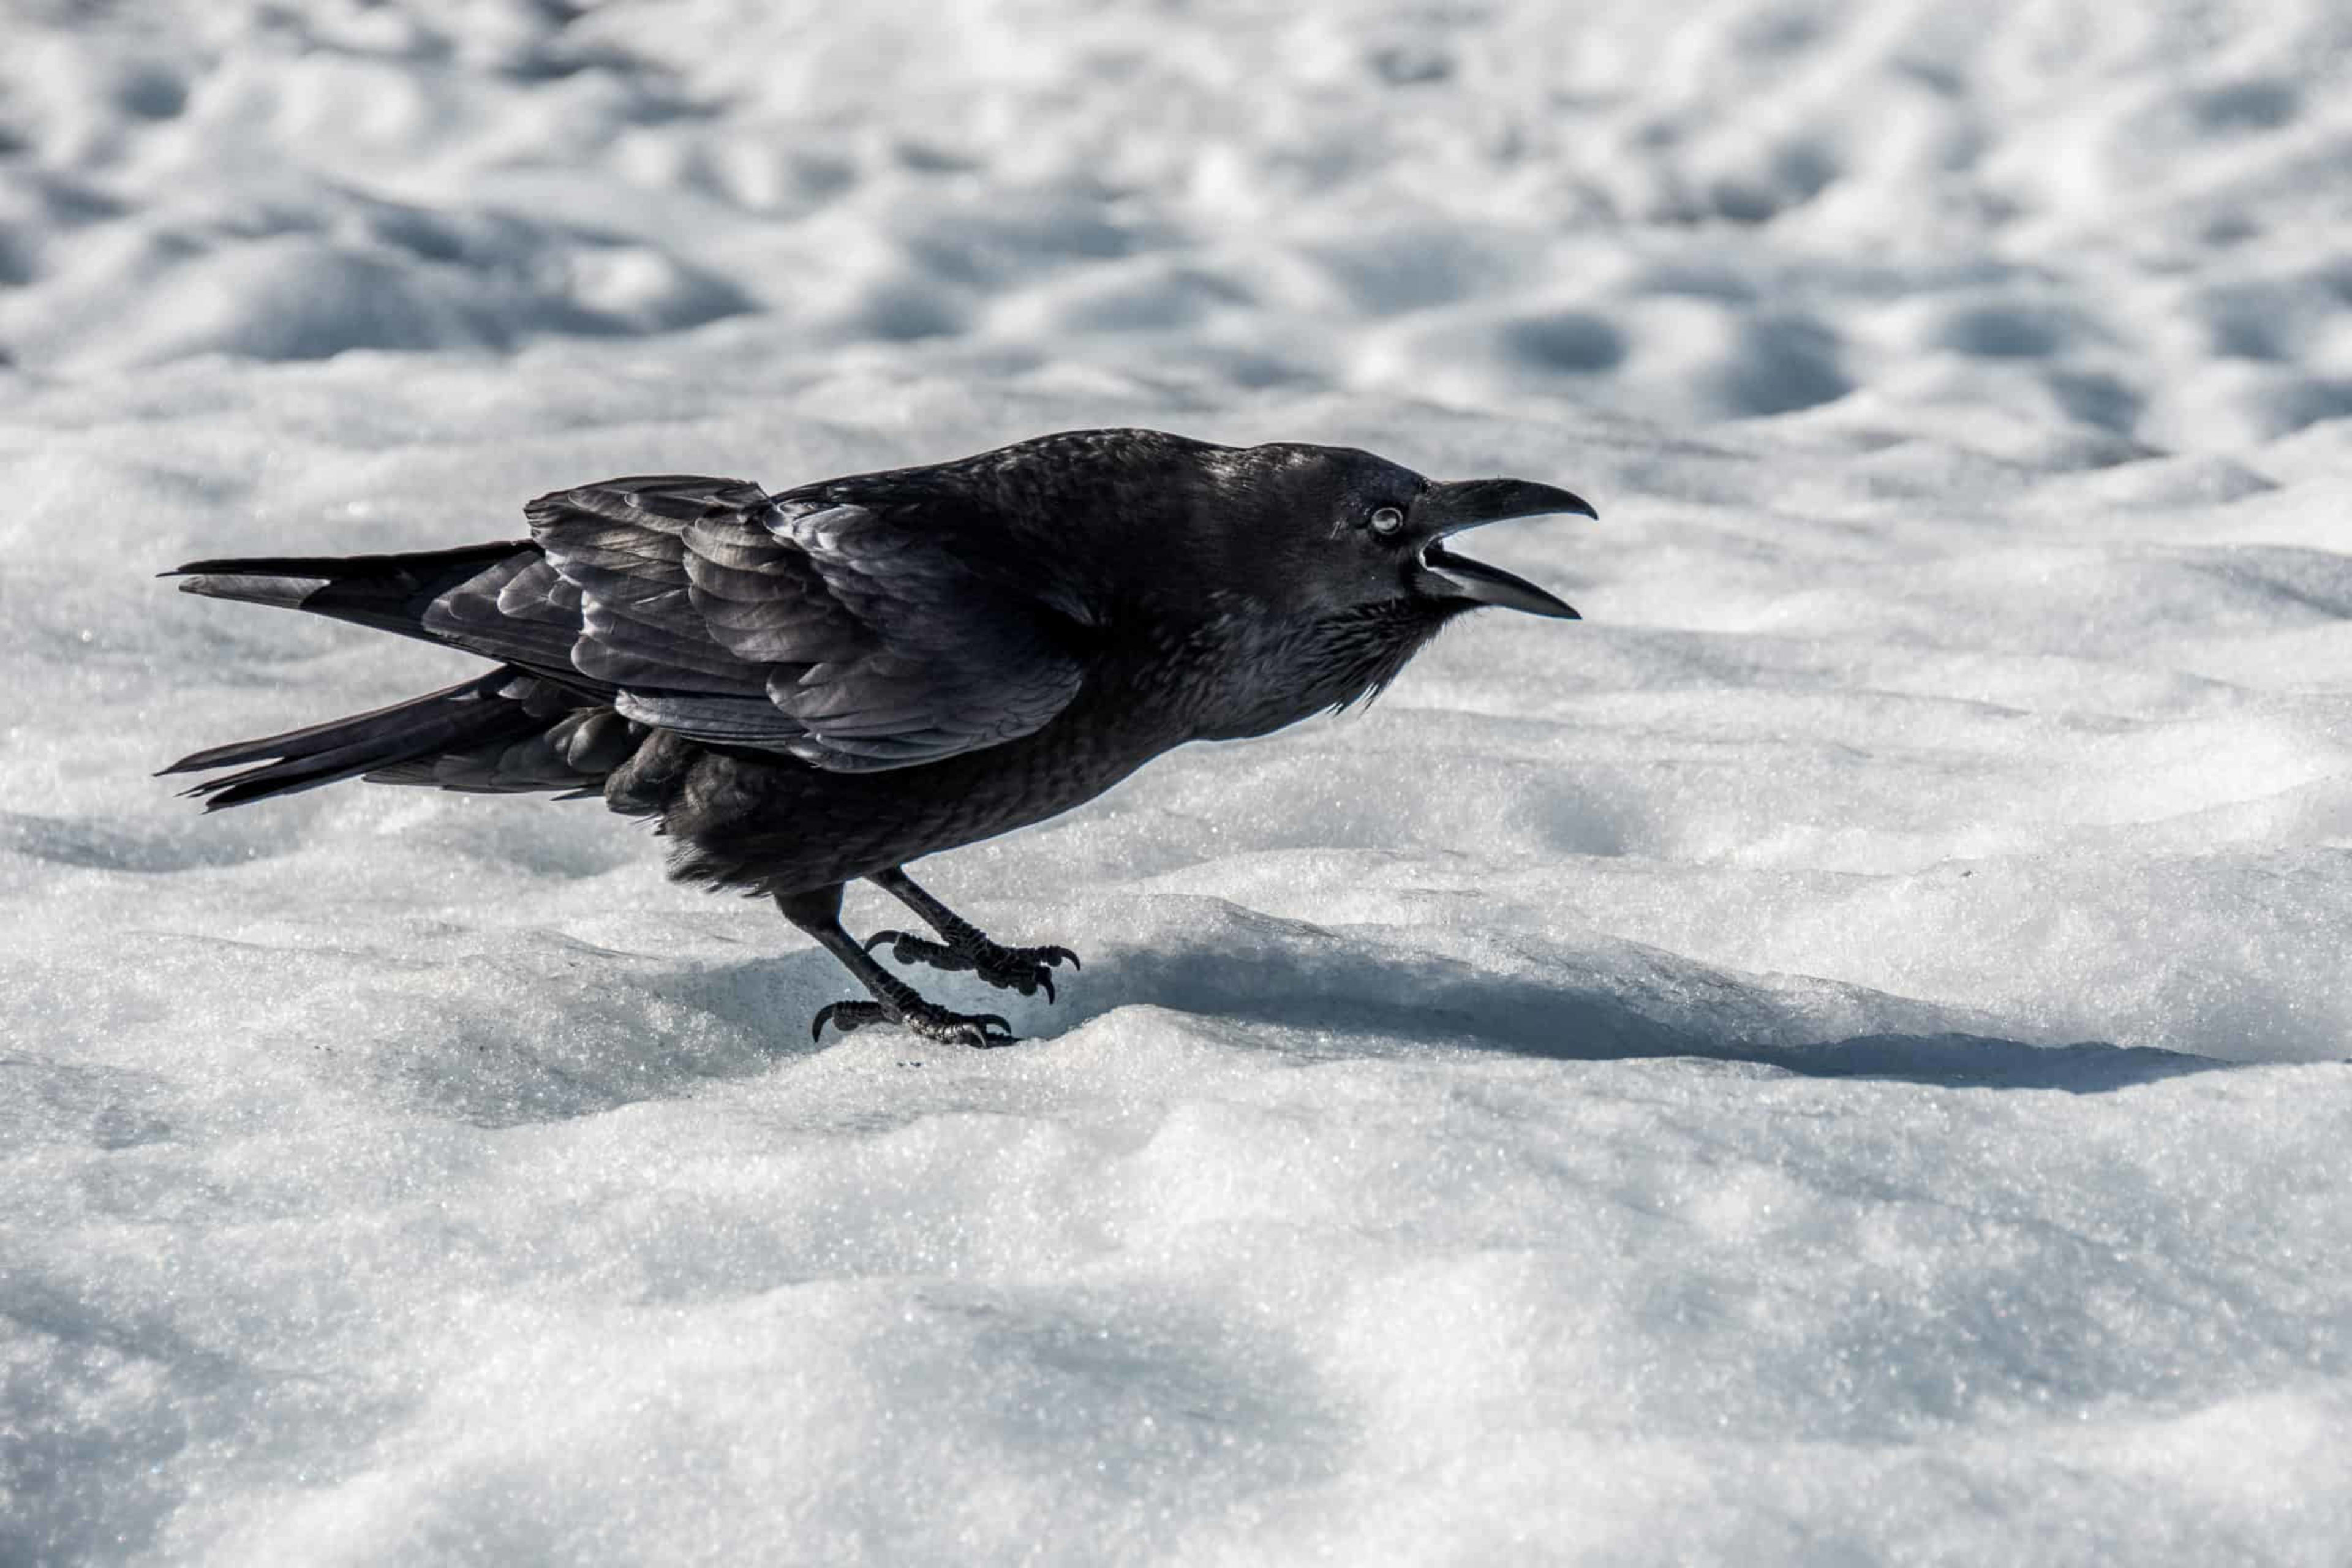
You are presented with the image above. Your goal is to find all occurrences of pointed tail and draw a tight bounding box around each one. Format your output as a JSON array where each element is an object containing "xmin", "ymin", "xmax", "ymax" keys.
[
  {"xmin": 164, "ymin": 541, "xmax": 532, "ymax": 641},
  {"xmin": 159, "ymin": 668, "xmax": 571, "ymax": 810}
]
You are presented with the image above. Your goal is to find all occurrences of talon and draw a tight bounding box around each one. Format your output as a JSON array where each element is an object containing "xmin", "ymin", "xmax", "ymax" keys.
[
  {"xmin": 862, "ymin": 922, "xmax": 1082, "ymax": 1000},
  {"xmin": 813, "ymin": 999, "xmax": 889, "ymax": 1041},
  {"xmin": 886, "ymin": 1002, "xmax": 1019, "ymax": 1049},
  {"xmin": 949, "ymin": 1014, "xmax": 1016, "ymax": 1048}
]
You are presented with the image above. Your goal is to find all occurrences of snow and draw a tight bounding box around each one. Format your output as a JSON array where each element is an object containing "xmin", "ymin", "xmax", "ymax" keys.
[{"xmin": 4, "ymin": 0, "xmax": 2350, "ymax": 1561}]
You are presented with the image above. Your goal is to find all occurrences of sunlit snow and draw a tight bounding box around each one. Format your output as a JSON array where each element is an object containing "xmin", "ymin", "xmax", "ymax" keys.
[{"xmin": 4, "ymin": 1, "xmax": 2350, "ymax": 1562}]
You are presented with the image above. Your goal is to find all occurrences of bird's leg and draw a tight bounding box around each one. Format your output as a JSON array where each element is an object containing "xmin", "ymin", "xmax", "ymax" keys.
[
  {"xmin": 862, "ymin": 866, "xmax": 1081, "ymax": 1003},
  {"xmin": 777, "ymin": 884, "xmax": 1016, "ymax": 1049}
]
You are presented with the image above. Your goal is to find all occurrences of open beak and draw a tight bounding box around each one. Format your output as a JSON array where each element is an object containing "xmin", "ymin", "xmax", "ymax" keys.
[{"xmin": 1412, "ymin": 478, "xmax": 1594, "ymax": 620}]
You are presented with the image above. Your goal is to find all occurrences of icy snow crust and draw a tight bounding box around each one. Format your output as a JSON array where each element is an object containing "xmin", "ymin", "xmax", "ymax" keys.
[{"xmin": 6, "ymin": 0, "xmax": 2351, "ymax": 1561}]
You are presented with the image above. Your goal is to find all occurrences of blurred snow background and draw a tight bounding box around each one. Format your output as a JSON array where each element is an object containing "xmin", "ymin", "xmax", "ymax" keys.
[{"xmin": 5, "ymin": 0, "xmax": 2350, "ymax": 1561}]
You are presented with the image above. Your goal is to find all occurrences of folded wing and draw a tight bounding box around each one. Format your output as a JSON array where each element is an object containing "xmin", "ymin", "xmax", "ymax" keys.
[{"xmin": 510, "ymin": 477, "xmax": 1087, "ymax": 771}]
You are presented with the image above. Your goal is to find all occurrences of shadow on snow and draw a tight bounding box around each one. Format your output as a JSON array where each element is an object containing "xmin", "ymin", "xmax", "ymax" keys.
[{"xmin": 1065, "ymin": 939, "xmax": 2226, "ymax": 1094}]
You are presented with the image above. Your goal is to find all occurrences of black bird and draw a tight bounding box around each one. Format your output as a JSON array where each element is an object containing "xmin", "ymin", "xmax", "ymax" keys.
[{"xmin": 162, "ymin": 429, "xmax": 1594, "ymax": 1046}]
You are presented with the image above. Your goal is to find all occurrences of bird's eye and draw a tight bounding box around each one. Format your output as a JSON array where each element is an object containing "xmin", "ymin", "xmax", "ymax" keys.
[{"xmin": 1368, "ymin": 506, "xmax": 1405, "ymax": 537}]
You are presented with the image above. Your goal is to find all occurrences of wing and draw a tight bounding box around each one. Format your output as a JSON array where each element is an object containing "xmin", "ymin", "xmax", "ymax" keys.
[{"xmin": 518, "ymin": 476, "xmax": 1088, "ymax": 771}]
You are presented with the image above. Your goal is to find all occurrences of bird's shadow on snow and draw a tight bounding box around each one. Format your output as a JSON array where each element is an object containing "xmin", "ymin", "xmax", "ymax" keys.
[
  {"xmin": 1064, "ymin": 940, "xmax": 2227, "ymax": 1093},
  {"xmin": 407, "ymin": 929, "xmax": 2224, "ymax": 1128}
]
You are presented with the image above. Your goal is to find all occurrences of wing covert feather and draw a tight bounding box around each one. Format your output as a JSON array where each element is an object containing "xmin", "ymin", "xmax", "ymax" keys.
[{"xmin": 522, "ymin": 477, "xmax": 1086, "ymax": 769}]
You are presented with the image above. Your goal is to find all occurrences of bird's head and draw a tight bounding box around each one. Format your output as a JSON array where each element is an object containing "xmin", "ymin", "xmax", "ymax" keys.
[
  {"xmin": 1207, "ymin": 440, "xmax": 1593, "ymax": 625},
  {"xmin": 1143, "ymin": 437, "xmax": 1593, "ymax": 737}
]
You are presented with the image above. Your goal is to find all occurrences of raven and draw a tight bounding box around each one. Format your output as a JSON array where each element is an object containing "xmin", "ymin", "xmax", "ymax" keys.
[{"xmin": 162, "ymin": 429, "xmax": 1593, "ymax": 1046}]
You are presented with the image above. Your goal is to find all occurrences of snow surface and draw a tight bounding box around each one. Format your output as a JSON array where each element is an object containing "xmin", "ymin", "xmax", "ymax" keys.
[{"xmin": 6, "ymin": 0, "xmax": 2351, "ymax": 1561}]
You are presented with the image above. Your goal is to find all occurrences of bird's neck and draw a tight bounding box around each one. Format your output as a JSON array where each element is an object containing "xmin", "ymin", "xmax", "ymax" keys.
[{"xmin": 1158, "ymin": 597, "xmax": 1460, "ymax": 742}]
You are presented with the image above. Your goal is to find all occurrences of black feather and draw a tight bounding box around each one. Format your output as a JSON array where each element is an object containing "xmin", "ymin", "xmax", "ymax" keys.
[
  {"xmin": 524, "ymin": 479, "xmax": 1091, "ymax": 770},
  {"xmin": 159, "ymin": 668, "xmax": 571, "ymax": 809}
]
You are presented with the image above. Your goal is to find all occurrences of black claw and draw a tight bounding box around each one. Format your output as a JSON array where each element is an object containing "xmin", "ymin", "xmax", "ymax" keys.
[
  {"xmin": 863, "ymin": 925, "xmax": 1082, "ymax": 1003},
  {"xmin": 812, "ymin": 996, "xmax": 1019, "ymax": 1049},
  {"xmin": 812, "ymin": 999, "xmax": 891, "ymax": 1041},
  {"xmin": 944, "ymin": 1013, "xmax": 1013, "ymax": 1048},
  {"xmin": 907, "ymin": 1005, "xmax": 1016, "ymax": 1050}
]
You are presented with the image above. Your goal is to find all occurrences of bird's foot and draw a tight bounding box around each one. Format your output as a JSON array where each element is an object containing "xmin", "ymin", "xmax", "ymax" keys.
[
  {"xmin": 810, "ymin": 997, "xmax": 1016, "ymax": 1049},
  {"xmin": 863, "ymin": 930, "xmax": 1080, "ymax": 1002}
]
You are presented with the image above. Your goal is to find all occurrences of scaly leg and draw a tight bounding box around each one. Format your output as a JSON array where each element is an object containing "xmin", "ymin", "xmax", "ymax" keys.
[
  {"xmin": 778, "ymin": 883, "xmax": 1015, "ymax": 1048},
  {"xmin": 862, "ymin": 865, "xmax": 1081, "ymax": 1003}
]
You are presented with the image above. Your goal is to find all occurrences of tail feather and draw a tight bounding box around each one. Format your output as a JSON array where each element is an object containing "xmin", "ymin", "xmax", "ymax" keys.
[
  {"xmin": 160, "ymin": 668, "xmax": 569, "ymax": 810},
  {"xmin": 162, "ymin": 539, "xmax": 636, "ymax": 810},
  {"xmin": 166, "ymin": 541, "xmax": 533, "ymax": 641},
  {"xmin": 361, "ymin": 707, "xmax": 642, "ymax": 796}
]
